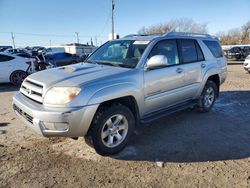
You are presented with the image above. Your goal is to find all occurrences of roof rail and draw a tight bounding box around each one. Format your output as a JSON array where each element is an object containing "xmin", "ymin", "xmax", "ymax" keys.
[
  {"xmin": 123, "ymin": 34, "xmax": 156, "ymax": 38},
  {"xmin": 164, "ymin": 32, "xmax": 213, "ymax": 38},
  {"xmin": 123, "ymin": 34, "xmax": 139, "ymax": 38}
]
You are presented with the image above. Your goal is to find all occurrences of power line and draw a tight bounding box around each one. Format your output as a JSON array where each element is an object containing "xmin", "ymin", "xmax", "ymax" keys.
[{"xmin": 0, "ymin": 31, "xmax": 107, "ymax": 38}]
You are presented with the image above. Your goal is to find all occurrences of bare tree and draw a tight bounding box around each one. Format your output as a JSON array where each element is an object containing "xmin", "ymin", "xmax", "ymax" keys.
[
  {"xmin": 241, "ymin": 21, "xmax": 250, "ymax": 44},
  {"xmin": 217, "ymin": 29, "xmax": 242, "ymax": 45},
  {"xmin": 138, "ymin": 18, "xmax": 208, "ymax": 35}
]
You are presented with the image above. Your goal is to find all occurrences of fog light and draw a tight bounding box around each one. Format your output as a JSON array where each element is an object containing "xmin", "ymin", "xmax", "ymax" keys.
[
  {"xmin": 54, "ymin": 123, "xmax": 69, "ymax": 131},
  {"xmin": 42, "ymin": 122, "xmax": 69, "ymax": 131}
]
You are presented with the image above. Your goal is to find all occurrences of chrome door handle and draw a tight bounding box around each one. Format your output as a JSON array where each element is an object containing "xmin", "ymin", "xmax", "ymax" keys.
[
  {"xmin": 176, "ymin": 68, "xmax": 184, "ymax": 73},
  {"xmin": 201, "ymin": 63, "xmax": 206, "ymax": 68}
]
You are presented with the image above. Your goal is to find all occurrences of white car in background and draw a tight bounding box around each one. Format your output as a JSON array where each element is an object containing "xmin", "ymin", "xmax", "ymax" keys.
[
  {"xmin": 0, "ymin": 53, "xmax": 36, "ymax": 85},
  {"xmin": 243, "ymin": 55, "xmax": 250, "ymax": 73}
]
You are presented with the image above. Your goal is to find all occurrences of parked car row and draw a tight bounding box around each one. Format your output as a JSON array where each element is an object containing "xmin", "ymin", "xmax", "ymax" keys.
[
  {"xmin": 0, "ymin": 47, "xmax": 88, "ymax": 85},
  {"xmin": 224, "ymin": 45, "xmax": 250, "ymax": 61}
]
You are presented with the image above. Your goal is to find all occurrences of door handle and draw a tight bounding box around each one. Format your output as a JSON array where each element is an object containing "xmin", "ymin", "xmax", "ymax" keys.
[
  {"xmin": 201, "ymin": 63, "xmax": 206, "ymax": 68},
  {"xmin": 176, "ymin": 68, "xmax": 184, "ymax": 74}
]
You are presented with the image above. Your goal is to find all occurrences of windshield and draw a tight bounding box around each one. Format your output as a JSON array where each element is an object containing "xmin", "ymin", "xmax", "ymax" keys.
[{"xmin": 87, "ymin": 40, "xmax": 149, "ymax": 68}]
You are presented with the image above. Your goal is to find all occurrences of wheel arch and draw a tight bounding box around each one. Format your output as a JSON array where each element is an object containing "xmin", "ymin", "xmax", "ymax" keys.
[
  {"xmin": 207, "ymin": 74, "xmax": 220, "ymax": 97},
  {"xmin": 93, "ymin": 95, "xmax": 140, "ymax": 127}
]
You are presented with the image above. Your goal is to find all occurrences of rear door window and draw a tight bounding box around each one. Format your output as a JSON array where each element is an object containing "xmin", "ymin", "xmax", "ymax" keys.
[
  {"xmin": 0, "ymin": 54, "xmax": 15, "ymax": 62},
  {"xmin": 203, "ymin": 40, "xmax": 223, "ymax": 58},
  {"xmin": 178, "ymin": 39, "xmax": 204, "ymax": 63}
]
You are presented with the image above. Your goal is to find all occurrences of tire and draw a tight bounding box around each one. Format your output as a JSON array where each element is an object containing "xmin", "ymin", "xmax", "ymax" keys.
[
  {"xmin": 90, "ymin": 103, "xmax": 135, "ymax": 156},
  {"xmin": 10, "ymin": 70, "xmax": 28, "ymax": 86},
  {"xmin": 196, "ymin": 80, "xmax": 218, "ymax": 113},
  {"xmin": 38, "ymin": 63, "xmax": 47, "ymax": 70}
]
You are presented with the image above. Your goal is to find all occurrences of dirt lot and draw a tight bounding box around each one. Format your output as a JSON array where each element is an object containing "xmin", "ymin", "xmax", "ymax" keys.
[{"xmin": 0, "ymin": 63, "xmax": 249, "ymax": 188}]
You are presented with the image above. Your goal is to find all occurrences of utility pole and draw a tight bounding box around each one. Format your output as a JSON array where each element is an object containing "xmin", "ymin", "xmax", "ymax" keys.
[
  {"xmin": 75, "ymin": 32, "xmax": 80, "ymax": 44},
  {"xmin": 111, "ymin": 0, "xmax": 115, "ymax": 40},
  {"xmin": 95, "ymin": 36, "xmax": 98, "ymax": 46},
  {"xmin": 49, "ymin": 40, "xmax": 52, "ymax": 47},
  {"xmin": 11, "ymin": 32, "xmax": 16, "ymax": 49},
  {"xmin": 90, "ymin": 38, "xmax": 93, "ymax": 46}
]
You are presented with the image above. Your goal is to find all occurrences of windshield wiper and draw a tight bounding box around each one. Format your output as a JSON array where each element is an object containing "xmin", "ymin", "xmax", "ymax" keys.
[
  {"xmin": 85, "ymin": 60, "xmax": 97, "ymax": 64},
  {"xmin": 96, "ymin": 61, "xmax": 120, "ymax": 67},
  {"xmin": 118, "ymin": 64, "xmax": 133, "ymax": 68}
]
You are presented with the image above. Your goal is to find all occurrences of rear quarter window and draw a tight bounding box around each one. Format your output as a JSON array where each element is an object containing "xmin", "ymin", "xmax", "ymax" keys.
[{"xmin": 203, "ymin": 40, "xmax": 223, "ymax": 58}]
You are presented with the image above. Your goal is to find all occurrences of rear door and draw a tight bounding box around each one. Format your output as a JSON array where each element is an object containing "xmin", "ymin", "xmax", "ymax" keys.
[
  {"xmin": 0, "ymin": 54, "xmax": 15, "ymax": 82},
  {"xmin": 177, "ymin": 39, "xmax": 205, "ymax": 99},
  {"xmin": 56, "ymin": 53, "xmax": 72, "ymax": 66}
]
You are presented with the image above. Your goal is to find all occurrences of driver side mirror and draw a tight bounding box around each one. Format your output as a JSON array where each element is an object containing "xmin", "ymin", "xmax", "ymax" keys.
[{"xmin": 145, "ymin": 55, "xmax": 169, "ymax": 70}]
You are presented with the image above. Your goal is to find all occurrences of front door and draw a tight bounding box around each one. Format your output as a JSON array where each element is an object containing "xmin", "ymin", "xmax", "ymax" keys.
[
  {"xmin": 0, "ymin": 54, "xmax": 15, "ymax": 83},
  {"xmin": 143, "ymin": 39, "xmax": 186, "ymax": 115}
]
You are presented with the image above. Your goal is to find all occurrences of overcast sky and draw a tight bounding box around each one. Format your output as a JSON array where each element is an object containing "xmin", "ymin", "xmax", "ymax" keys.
[{"xmin": 0, "ymin": 0, "xmax": 249, "ymax": 47}]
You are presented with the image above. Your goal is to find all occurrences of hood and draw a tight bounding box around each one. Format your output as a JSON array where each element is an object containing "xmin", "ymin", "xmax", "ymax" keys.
[{"xmin": 27, "ymin": 63, "xmax": 130, "ymax": 88}]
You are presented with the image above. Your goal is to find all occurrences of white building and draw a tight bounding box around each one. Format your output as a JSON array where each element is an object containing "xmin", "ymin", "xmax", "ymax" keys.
[{"xmin": 64, "ymin": 43, "xmax": 97, "ymax": 55}]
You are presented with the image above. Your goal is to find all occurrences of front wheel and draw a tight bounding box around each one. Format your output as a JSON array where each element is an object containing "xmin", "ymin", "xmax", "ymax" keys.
[
  {"xmin": 197, "ymin": 80, "xmax": 217, "ymax": 112},
  {"xmin": 90, "ymin": 103, "xmax": 135, "ymax": 156}
]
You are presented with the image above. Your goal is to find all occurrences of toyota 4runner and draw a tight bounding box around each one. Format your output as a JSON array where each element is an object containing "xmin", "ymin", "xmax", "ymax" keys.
[{"xmin": 13, "ymin": 32, "xmax": 227, "ymax": 155}]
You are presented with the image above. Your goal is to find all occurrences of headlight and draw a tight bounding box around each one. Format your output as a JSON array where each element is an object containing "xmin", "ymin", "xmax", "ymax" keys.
[{"xmin": 43, "ymin": 87, "xmax": 81, "ymax": 105}]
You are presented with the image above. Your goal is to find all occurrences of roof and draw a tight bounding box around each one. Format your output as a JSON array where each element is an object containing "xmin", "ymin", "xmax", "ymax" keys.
[{"xmin": 121, "ymin": 32, "xmax": 218, "ymax": 41}]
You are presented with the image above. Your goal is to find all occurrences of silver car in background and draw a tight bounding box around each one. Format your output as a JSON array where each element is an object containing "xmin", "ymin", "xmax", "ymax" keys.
[
  {"xmin": 13, "ymin": 32, "xmax": 227, "ymax": 155},
  {"xmin": 243, "ymin": 55, "xmax": 250, "ymax": 73}
]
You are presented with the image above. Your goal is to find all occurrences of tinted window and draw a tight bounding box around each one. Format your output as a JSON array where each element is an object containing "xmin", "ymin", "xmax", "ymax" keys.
[
  {"xmin": 0, "ymin": 54, "xmax": 14, "ymax": 62},
  {"xmin": 178, "ymin": 39, "xmax": 199, "ymax": 63},
  {"xmin": 203, "ymin": 40, "xmax": 223, "ymax": 58},
  {"xmin": 243, "ymin": 46, "xmax": 250, "ymax": 52},
  {"xmin": 17, "ymin": 53, "xmax": 31, "ymax": 58},
  {"xmin": 149, "ymin": 39, "xmax": 179, "ymax": 66}
]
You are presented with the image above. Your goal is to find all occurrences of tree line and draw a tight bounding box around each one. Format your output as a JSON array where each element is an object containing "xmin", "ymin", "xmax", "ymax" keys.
[{"xmin": 138, "ymin": 18, "xmax": 250, "ymax": 45}]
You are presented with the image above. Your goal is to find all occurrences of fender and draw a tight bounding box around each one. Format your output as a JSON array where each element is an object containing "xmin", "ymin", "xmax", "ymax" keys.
[{"xmin": 87, "ymin": 82, "xmax": 142, "ymax": 111}]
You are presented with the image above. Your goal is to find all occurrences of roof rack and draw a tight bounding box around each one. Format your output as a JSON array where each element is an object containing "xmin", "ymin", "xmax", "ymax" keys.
[
  {"xmin": 123, "ymin": 34, "xmax": 157, "ymax": 38},
  {"xmin": 164, "ymin": 32, "xmax": 213, "ymax": 38}
]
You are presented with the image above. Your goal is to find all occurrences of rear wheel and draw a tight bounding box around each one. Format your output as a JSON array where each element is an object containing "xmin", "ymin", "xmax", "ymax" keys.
[
  {"xmin": 89, "ymin": 103, "xmax": 135, "ymax": 156},
  {"xmin": 10, "ymin": 71, "xmax": 27, "ymax": 86},
  {"xmin": 197, "ymin": 80, "xmax": 217, "ymax": 112}
]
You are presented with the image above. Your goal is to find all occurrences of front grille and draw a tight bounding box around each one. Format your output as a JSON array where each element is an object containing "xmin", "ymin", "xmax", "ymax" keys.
[
  {"xmin": 13, "ymin": 104, "xmax": 34, "ymax": 124},
  {"xmin": 20, "ymin": 79, "xmax": 44, "ymax": 103}
]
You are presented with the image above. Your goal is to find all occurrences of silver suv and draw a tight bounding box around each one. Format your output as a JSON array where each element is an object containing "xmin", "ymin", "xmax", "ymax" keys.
[{"xmin": 13, "ymin": 32, "xmax": 227, "ymax": 155}]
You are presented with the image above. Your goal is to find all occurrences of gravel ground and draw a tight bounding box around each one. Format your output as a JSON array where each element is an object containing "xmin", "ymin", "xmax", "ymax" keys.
[{"xmin": 0, "ymin": 64, "xmax": 249, "ymax": 188}]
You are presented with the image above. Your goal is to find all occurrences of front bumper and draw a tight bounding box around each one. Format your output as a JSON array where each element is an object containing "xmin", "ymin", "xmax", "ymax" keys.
[
  {"xmin": 243, "ymin": 63, "xmax": 250, "ymax": 71},
  {"xmin": 13, "ymin": 92, "xmax": 98, "ymax": 137},
  {"xmin": 244, "ymin": 67, "xmax": 249, "ymax": 71}
]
